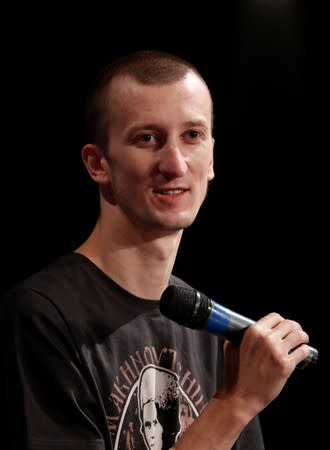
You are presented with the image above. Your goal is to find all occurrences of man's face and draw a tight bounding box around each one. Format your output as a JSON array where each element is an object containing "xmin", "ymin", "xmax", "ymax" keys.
[
  {"xmin": 102, "ymin": 72, "xmax": 214, "ymax": 234},
  {"xmin": 143, "ymin": 401, "xmax": 163, "ymax": 450}
]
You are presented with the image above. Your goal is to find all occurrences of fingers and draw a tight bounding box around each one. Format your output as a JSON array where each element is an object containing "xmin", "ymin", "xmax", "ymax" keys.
[
  {"xmin": 248, "ymin": 312, "xmax": 310, "ymax": 367},
  {"xmin": 256, "ymin": 313, "xmax": 309, "ymax": 344}
]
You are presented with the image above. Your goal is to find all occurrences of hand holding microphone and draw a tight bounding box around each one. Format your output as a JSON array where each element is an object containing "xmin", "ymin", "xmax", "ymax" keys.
[{"xmin": 160, "ymin": 285, "xmax": 318, "ymax": 370}]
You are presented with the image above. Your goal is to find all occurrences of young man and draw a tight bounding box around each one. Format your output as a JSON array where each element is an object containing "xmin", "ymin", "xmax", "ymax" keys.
[{"xmin": 0, "ymin": 50, "xmax": 311, "ymax": 450}]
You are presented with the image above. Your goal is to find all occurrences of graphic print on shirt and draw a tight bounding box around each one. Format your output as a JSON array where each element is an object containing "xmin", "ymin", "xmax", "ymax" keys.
[{"xmin": 108, "ymin": 354, "xmax": 205, "ymax": 450}]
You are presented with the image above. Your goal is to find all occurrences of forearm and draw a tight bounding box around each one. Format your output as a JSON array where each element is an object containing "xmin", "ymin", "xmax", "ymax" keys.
[{"xmin": 174, "ymin": 394, "xmax": 254, "ymax": 450}]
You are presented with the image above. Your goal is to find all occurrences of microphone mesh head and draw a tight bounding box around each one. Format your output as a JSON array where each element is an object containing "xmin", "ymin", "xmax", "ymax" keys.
[{"xmin": 159, "ymin": 285, "xmax": 210, "ymax": 329}]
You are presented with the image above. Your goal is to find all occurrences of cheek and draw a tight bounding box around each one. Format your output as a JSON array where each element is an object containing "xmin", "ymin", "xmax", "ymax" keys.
[
  {"xmin": 111, "ymin": 160, "xmax": 146, "ymax": 185},
  {"xmin": 110, "ymin": 162, "xmax": 151, "ymax": 199}
]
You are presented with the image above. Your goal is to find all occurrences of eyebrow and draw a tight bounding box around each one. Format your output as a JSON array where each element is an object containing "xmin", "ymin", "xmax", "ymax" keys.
[
  {"xmin": 183, "ymin": 120, "xmax": 209, "ymax": 129},
  {"xmin": 127, "ymin": 119, "xmax": 209, "ymax": 134}
]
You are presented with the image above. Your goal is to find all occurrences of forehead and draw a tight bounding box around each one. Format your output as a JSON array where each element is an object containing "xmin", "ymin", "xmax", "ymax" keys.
[{"xmin": 107, "ymin": 73, "xmax": 213, "ymax": 127}]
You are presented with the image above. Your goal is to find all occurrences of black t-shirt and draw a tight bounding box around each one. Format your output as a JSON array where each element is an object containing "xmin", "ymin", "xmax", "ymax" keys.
[{"xmin": 0, "ymin": 253, "xmax": 264, "ymax": 450}]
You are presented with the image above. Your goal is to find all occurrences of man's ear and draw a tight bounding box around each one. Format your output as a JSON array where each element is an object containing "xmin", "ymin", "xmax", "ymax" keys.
[
  {"xmin": 81, "ymin": 144, "xmax": 111, "ymax": 184},
  {"xmin": 207, "ymin": 137, "xmax": 215, "ymax": 181}
]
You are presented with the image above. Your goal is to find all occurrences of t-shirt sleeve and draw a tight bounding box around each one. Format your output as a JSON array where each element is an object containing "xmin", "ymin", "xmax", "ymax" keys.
[
  {"xmin": 0, "ymin": 287, "xmax": 107, "ymax": 450},
  {"xmin": 235, "ymin": 415, "xmax": 265, "ymax": 450}
]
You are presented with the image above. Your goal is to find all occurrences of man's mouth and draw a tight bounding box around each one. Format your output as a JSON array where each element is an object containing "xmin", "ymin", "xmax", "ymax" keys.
[{"xmin": 154, "ymin": 188, "xmax": 187, "ymax": 195}]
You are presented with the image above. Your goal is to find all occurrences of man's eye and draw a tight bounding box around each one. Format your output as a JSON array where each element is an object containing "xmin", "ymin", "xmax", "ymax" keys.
[
  {"xmin": 139, "ymin": 134, "xmax": 154, "ymax": 142},
  {"xmin": 187, "ymin": 130, "xmax": 200, "ymax": 139}
]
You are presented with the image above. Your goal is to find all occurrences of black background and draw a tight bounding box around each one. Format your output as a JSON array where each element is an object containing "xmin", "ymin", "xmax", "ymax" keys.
[{"xmin": 1, "ymin": 1, "xmax": 326, "ymax": 448}]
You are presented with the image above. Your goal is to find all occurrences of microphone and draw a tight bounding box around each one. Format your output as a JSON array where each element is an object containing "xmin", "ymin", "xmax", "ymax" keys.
[{"xmin": 159, "ymin": 285, "xmax": 318, "ymax": 370}]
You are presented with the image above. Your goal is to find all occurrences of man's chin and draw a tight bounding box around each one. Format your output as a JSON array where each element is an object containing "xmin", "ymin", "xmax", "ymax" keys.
[{"xmin": 161, "ymin": 215, "xmax": 196, "ymax": 231}]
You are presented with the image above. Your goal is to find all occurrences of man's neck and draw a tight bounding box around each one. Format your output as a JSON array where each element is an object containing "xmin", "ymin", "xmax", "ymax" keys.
[{"xmin": 75, "ymin": 220, "xmax": 183, "ymax": 300}]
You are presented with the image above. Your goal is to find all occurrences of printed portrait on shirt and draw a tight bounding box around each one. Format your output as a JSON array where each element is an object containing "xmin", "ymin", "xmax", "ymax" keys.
[{"xmin": 111, "ymin": 363, "xmax": 200, "ymax": 450}]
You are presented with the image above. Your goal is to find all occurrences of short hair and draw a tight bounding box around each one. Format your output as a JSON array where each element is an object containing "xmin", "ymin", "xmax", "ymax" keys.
[{"xmin": 85, "ymin": 49, "xmax": 212, "ymax": 149}]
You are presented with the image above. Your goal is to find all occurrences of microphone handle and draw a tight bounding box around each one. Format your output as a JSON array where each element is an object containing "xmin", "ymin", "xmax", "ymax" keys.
[
  {"xmin": 206, "ymin": 300, "xmax": 254, "ymax": 342},
  {"xmin": 206, "ymin": 300, "xmax": 318, "ymax": 370}
]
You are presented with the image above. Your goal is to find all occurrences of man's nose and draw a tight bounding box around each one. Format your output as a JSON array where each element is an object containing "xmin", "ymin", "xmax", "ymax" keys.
[{"xmin": 157, "ymin": 139, "xmax": 187, "ymax": 177}]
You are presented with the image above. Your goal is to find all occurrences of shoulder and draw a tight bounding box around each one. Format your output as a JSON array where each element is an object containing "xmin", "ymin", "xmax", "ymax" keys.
[
  {"xmin": 0, "ymin": 253, "xmax": 98, "ymax": 317},
  {"xmin": 4, "ymin": 252, "xmax": 99, "ymax": 293}
]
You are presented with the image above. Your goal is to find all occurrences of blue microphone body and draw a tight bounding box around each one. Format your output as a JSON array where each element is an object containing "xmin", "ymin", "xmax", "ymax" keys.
[
  {"xmin": 159, "ymin": 285, "xmax": 318, "ymax": 369},
  {"xmin": 205, "ymin": 298, "xmax": 254, "ymax": 338}
]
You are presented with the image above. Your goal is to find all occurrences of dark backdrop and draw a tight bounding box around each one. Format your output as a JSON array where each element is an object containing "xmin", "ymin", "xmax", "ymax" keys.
[{"xmin": 1, "ymin": 2, "xmax": 325, "ymax": 449}]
